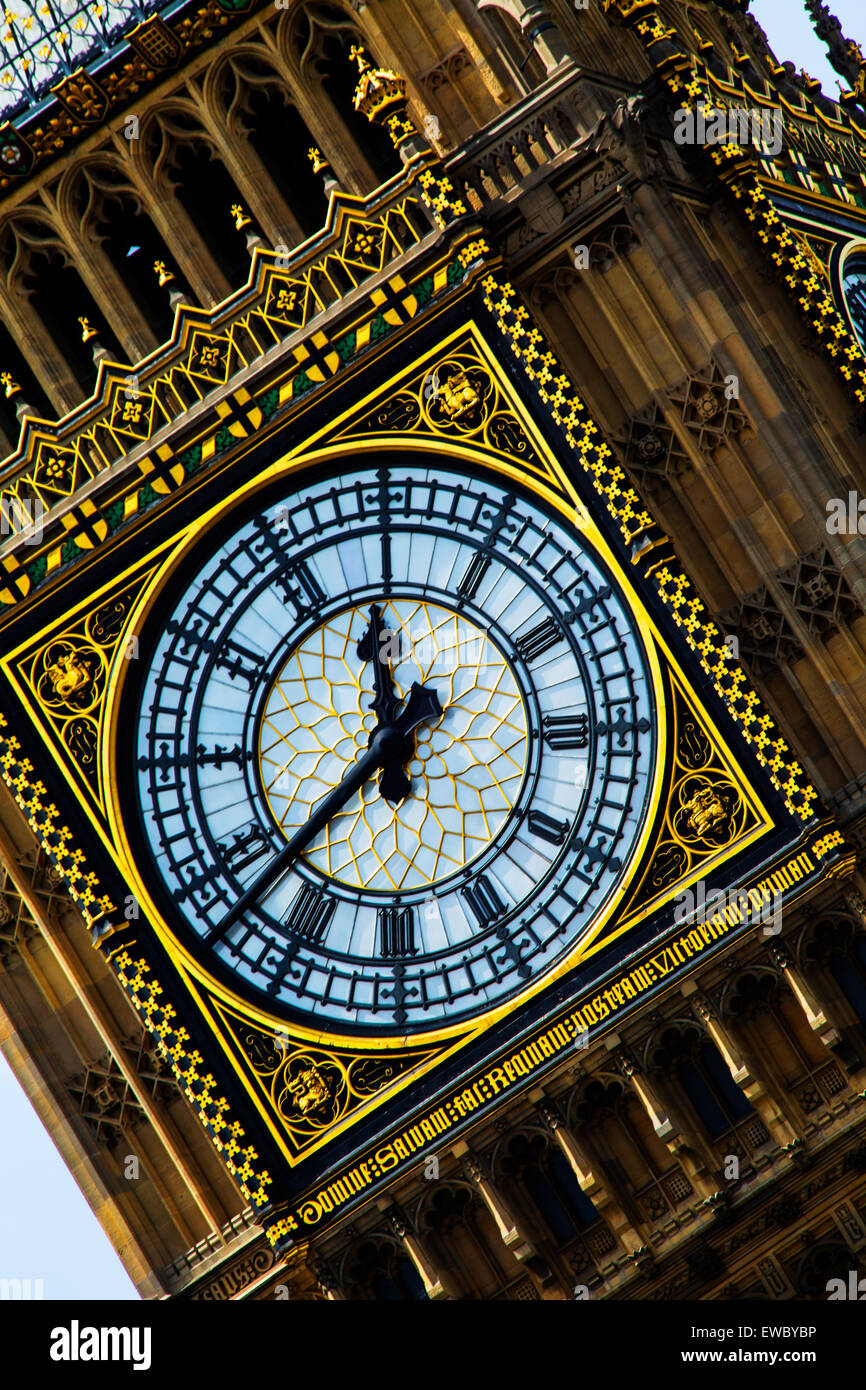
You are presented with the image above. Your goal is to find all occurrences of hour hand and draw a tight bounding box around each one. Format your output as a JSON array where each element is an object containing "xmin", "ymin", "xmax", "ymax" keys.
[{"xmin": 377, "ymin": 682, "xmax": 442, "ymax": 807}]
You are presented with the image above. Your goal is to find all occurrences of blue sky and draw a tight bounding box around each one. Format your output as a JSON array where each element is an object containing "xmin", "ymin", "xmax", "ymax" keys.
[
  {"xmin": 1, "ymin": 0, "xmax": 865, "ymax": 1305},
  {"xmin": 752, "ymin": 0, "xmax": 864, "ymax": 93}
]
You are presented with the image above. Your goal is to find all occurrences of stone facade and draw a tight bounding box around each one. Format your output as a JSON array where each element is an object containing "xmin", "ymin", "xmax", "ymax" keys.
[{"xmin": 1, "ymin": 0, "xmax": 866, "ymax": 1300}]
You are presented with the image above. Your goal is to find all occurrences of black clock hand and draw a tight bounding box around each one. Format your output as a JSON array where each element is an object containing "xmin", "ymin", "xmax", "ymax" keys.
[
  {"xmin": 207, "ymin": 682, "xmax": 443, "ymax": 943},
  {"xmin": 356, "ymin": 603, "xmax": 401, "ymax": 726},
  {"xmin": 357, "ymin": 603, "xmax": 428, "ymax": 805}
]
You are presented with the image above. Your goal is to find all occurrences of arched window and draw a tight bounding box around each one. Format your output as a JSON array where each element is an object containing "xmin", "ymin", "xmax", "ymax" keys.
[
  {"xmin": 0, "ymin": 318, "xmax": 52, "ymax": 425},
  {"xmin": 216, "ymin": 56, "xmax": 329, "ymax": 240},
  {"xmin": 421, "ymin": 1183, "xmax": 516, "ymax": 1298},
  {"xmin": 343, "ymin": 1239, "xmax": 427, "ymax": 1300},
  {"xmin": 653, "ymin": 1026, "xmax": 752, "ymax": 1140},
  {"xmin": 146, "ymin": 113, "xmax": 246, "ymax": 289},
  {"xmin": 807, "ymin": 917, "xmax": 866, "ymax": 1027},
  {"xmin": 293, "ymin": 6, "xmax": 401, "ymax": 186},
  {"xmin": 830, "ymin": 938, "xmax": 866, "ymax": 1025},
  {"xmin": 500, "ymin": 1133, "xmax": 597, "ymax": 1244},
  {"xmin": 680, "ymin": 1043, "xmax": 752, "ymax": 1137},
  {"xmin": 167, "ymin": 144, "xmax": 247, "ymax": 287},
  {"xmin": 25, "ymin": 250, "xmax": 123, "ymax": 394},
  {"xmin": 87, "ymin": 191, "xmax": 177, "ymax": 344}
]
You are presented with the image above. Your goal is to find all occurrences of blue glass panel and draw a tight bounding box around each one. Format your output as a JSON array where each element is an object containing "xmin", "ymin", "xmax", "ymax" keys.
[
  {"xmin": 700, "ymin": 1042, "xmax": 752, "ymax": 1122},
  {"xmin": 549, "ymin": 1147, "xmax": 598, "ymax": 1229},
  {"xmin": 523, "ymin": 1163, "xmax": 576, "ymax": 1242},
  {"xmin": 676, "ymin": 1056, "xmax": 729, "ymax": 1138},
  {"xmin": 397, "ymin": 1256, "xmax": 428, "ymax": 1301},
  {"xmin": 830, "ymin": 952, "xmax": 866, "ymax": 1025},
  {"xmin": 842, "ymin": 257, "xmax": 866, "ymax": 351}
]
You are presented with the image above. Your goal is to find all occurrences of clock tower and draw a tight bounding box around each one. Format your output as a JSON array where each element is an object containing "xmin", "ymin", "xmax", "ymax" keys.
[{"xmin": 2, "ymin": 0, "xmax": 866, "ymax": 1302}]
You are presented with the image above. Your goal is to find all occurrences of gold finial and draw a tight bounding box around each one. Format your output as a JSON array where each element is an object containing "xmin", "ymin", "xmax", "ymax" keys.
[
  {"xmin": 349, "ymin": 43, "xmax": 370, "ymax": 73},
  {"xmin": 154, "ymin": 259, "xmax": 175, "ymax": 287},
  {"xmin": 307, "ymin": 146, "xmax": 328, "ymax": 174},
  {"xmin": 0, "ymin": 371, "xmax": 20, "ymax": 399},
  {"xmin": 231, "ymin": 202, "xmax": 251, "ymax": 231},
  {"xmin": 350, "ymin": 48, "xmax": 408, "ymax": 123},
  {"xmin": 78, "ymin": 316, "xmax": 97, "ymax": 343}
]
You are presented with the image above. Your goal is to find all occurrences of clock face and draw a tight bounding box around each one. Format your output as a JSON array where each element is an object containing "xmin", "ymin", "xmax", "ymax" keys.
[
  {"xmin": 842, "ymin": 254, "xmax": 866, "ymax": 351},
  {"xmin": 129, "ymin": 459, "xmax": 657, "ymax": 1035}
]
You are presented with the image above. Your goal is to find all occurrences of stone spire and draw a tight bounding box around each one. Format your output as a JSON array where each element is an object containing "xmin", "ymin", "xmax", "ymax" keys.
[{"xmin": 804, "ymin": 1, "xmax": 866, "ymax": 99}]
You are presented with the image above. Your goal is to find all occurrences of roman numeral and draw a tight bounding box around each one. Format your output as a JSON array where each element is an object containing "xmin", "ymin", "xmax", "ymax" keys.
[
  {"xmin": 219, "ymin": 824, "xmax": 270, "ymax": 876},
  {"xmin": 378, "ymin": 906, "xmax": 416, "ymax": 957},
  {"xmin": 515, "ymin": 617, "xmax": 562, "ymax": 664},
  {"xmin": 457, "ymin": 553, "xmax": 489, "ymax": 600},
  {"xmin": 251, "ymin": 515, "xmax": 325, "ymax": 618},
  {"xmin": 528, "ymin": 809, "xmax": 569, "ymax": 846},
  {"xmin": 462, "ymin": 874, "xmax": 507, "ymax": 927},
  {"xmin": 278, "ymin": 559, "xmax": 325, "ymax": 619},
  {"xmin": 214, "ymin": 639, "xmax": 267, "ymax": 689},
  {"xmin": 543, "ymin": 713, "xmax": 589, "ymax": 750},
  {"xmin": 283, "ymin": 883, "xmax": 335, "ymax": 943}
]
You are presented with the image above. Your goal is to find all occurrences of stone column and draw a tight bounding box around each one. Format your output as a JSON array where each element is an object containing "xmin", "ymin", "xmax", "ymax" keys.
[
  {"xmin": 512, "ymin": 0, "xmax": 571, "ymax": 73},
  {"xmin": 309, "ymin": 1256, "xmax": 347, "ymax": 1301},
  {"xmin": 767, "ymin": 941, "xmax": 844, "ymax": 1050},
  {"xmin": 0, "ymin": 282, "xmax": 80, "ymax": 417},
  {"xmin": 610, "ymin": 1044, "xmax": 718, "ymax": 1198},
  {"xmin": 452, "ymin": 1141, "xmax": 536, "ymax": 1261},
  {"xmin": 379, "ymin": 1201, "xmax": 450, "ymax": 1300},
  {"xmin": 686, "ymin": 987, "xmax": 798, "ymax": 1147},
  {"xmin": 533, "ymin": 1093, "xmax": 643, "ymax": 1253}
]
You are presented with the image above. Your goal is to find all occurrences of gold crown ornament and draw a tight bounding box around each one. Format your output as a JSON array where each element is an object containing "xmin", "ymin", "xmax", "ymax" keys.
[{"xmin": 350, "ymin": 44, "xmax": 407, "ymax": 123}]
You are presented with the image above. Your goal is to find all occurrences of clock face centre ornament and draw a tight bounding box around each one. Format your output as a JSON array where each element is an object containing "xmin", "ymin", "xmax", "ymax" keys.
[{"xmin": 259, "ymin": 599, "xmax": 529, "ymax": 893}]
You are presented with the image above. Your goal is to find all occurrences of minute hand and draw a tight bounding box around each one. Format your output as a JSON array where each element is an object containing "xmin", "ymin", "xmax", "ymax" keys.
[
  {"xmin": 356, "ymin": 603, "xmax": 400, "ymax": 725},
  {"xmin": 207, "ymin": 683, "xmax": 442, "ymax": 943}
]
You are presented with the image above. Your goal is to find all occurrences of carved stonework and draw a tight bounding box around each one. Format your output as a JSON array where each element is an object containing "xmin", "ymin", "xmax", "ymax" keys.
[
  {"xmin": 186, "ymin": 1245, "xmax": 278, "ymax": 1301},
  {"xmin": 615, "ymin": 362, "xmax": 749, "ymax": 492},
  {"xmin": 536, "ymin": 1099, "xmax": 563, "ymax": 1133},
  {"xmin": 384, "ymin": 1205, "xmax": 413, "ymax": 1240},
  {"xmin": 776, "ymin": 547, "xmax": 863, "ymax": 640},
  {"xmin": 718, "ymin": 589, "xmax": 802, "ymax": 675},
  {"xmin": 844, "ymin": 888, "xmax": 866, "ymax": 926},
  {"xmin": 720, "ymin": 547, "xmax": 863, "ymax": 676},
  {"xmin": 461, "ymin": 1150, "xmax": 490, "ymax": 1184},
  {"xmin": 666, "ymin": 362, "xmax": 749, "ymax": 452},
  {"xmin": 588, "ymin": 219, "xmax": 640, "ymax": 273},
  {"xmin": 682, "ymin": 786, "xmax": 730, "ymax": 840},
  {"xmin": 612, "ymin": 1046, "xmax": 641, "ymax": 1079},
  {"xmin": 804, "ymin": 2, "xmax": 866, "ymax": 100},
  {"xmin": 66, "ymin": 1056, "xmax": 147, "ymax": 1147},
  {"xmin": 418, "ymin": 46, "xmax": 472, "ymax": 98},
  {"xmin": 309, "ymin": 1256, "xmax": 343, "ymax": 1296}
]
